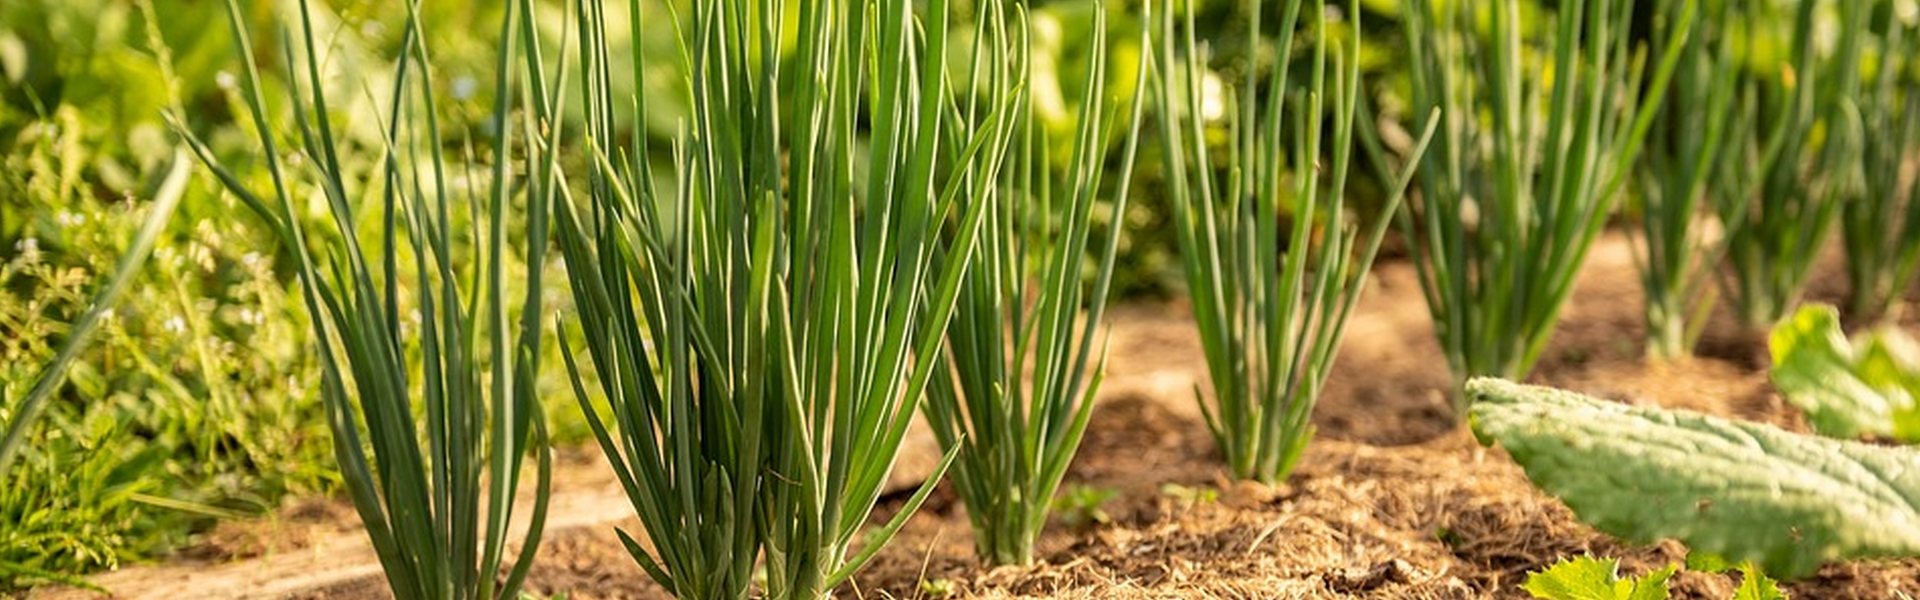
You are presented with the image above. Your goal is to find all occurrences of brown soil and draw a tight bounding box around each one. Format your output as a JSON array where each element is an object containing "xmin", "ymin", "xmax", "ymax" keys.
[{"xmin": 28, "ymin": 233, "xmax": 1920, "ymax": 600}]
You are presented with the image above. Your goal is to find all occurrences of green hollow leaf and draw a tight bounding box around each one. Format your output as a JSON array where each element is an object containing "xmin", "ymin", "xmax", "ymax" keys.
[
  {"xmin": 1468, "ymin": 378, "xmax": 1920, "ymax": 579},
  {"xmin": 1769, "ymin": 304, "xmax": 1920, "ymax": 442}
]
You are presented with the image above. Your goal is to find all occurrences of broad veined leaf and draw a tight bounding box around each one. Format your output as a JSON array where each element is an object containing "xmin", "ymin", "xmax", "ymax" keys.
[
  {"xmin": 1769, "ymin": 304, "xmax": 1920, "ymax": 441},
  {"xmin": 1469, "ymin": 378, "xmax": 1920, "ymax": 578},
  {"xmin": 1522, "ymin": 556, "xmax": 1675, "ymax": 600}
]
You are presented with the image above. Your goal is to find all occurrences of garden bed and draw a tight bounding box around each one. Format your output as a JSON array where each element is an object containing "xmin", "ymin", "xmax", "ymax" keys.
[{"xmin": 31, "ymin": 233, "xmax": 1920, "ymax": 600}]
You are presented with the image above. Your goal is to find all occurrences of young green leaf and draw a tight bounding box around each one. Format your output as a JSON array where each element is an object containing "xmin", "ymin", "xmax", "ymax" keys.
[
  {"xmin": 1052, "ymin": 484, "xmax": 1120, "ymax": 531},
  {"xmin": 1731, "ymin": 563, "xmax": 1787, "ymax": 600},
  {"xmin": 1769, "ymin": 304, "xmax": 1920, "ymax": 442},
  {"xmin": 1521, "ymin": 556, "xmax": 1789, "ymax": 600},
  {"xmin": 1522, "ymin": 556, "xmax": 1674, "ymax": 600},
  {"xmin": 1470, "ymin": 378, "xmax": 1920, "ymax": 579},
  {"xmin": 1684, "ymin": 552, "xmax": 1735, "ymax": 574}
]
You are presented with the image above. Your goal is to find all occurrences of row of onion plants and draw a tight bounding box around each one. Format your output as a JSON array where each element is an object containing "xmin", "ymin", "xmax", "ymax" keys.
[{"xmin": 148, "ymin": 0, "xmax": 1920, "ymax": 598}]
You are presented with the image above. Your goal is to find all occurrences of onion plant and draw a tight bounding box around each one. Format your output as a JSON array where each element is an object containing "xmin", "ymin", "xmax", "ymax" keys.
[
  {"xmin": 1715, "ymin": 0, "xmax": 1868, "ymax": 329},
  {"xmin": 1154, "ymin": 0, "xmax": 1434, "ymax": 484},
  {"xmin": 1388, "ymin": 0, "xmax": 1693, "ymax": 400},
  {"xmin": 174, "ymin": 0, "xmax": 560, "ymax": 598},
  {"xmin": 919, "ymin": 2, "xmax": 1148, "ymax": 566},
  {"xmin": 1841, "ymin": 7, "xmax": 1920, "ymax": 322},
  {"xmin": 555, "ymin": 0, "xmax": 1016, "ymax": 597},
  {"xmin": 1633, "ymin": 0, "xmax": 1739, "ymax": 359}
]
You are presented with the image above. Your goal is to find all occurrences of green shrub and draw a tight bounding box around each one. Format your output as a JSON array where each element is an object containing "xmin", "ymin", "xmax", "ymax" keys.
[
  {"xmin": 0, "ymin": 233, "xmax": 174, "ymax": 590},
  {"xmin": 0, "ymin": 399, "xmax": 164, "ymax": 589}
]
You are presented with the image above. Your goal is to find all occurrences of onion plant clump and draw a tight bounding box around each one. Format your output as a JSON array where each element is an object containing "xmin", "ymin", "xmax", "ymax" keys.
[
  {"xmin": 176, "ymin": 0, "xmax": 561, "ymax": 598},
  {"xmin": 1633, "ymin": 0, "xmax": 1738, "ymax": 360},
  {"xmin": 1154, "ymin": 0, "xmax": 1433, "ymax": 484},
  {"xmin": 556, "ymin": 0, "xmax": 1017, "ymax": 597},
  {"xmin": 919, "ymin": 2, "xmax": 1148, "ymax": 566},
  {"xmin": 1390, "ymin": 0, "xmax": 1693, "ymax": 399},
  {"xmin": 1841, "ymin": 6, "xmax": 1920, "ymax": 322},
  {"xmin": 1715, "ymin": 0, "xmax": 1868, "ymax": 329}
]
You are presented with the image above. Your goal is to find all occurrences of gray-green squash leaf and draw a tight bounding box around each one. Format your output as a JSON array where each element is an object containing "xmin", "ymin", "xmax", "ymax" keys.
[{"xmin": 1468, "ymin": 378, "xmax": 1920, "ymax": 578}]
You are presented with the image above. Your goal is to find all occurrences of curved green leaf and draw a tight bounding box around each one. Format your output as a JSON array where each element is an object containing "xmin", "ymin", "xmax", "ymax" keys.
[
  {"xmin": 1769, "ymin": 304, "xmax": 1920, "ymax": 441},
  {"xmin": 1469, "ymin": 378, "xmax": 1920, "ymax": 579}
]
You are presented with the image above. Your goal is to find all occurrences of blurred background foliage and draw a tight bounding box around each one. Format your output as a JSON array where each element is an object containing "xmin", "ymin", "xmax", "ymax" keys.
[{"xmin": 0, "ymin": 0, "xmax": 1914, "ymax": 589}]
